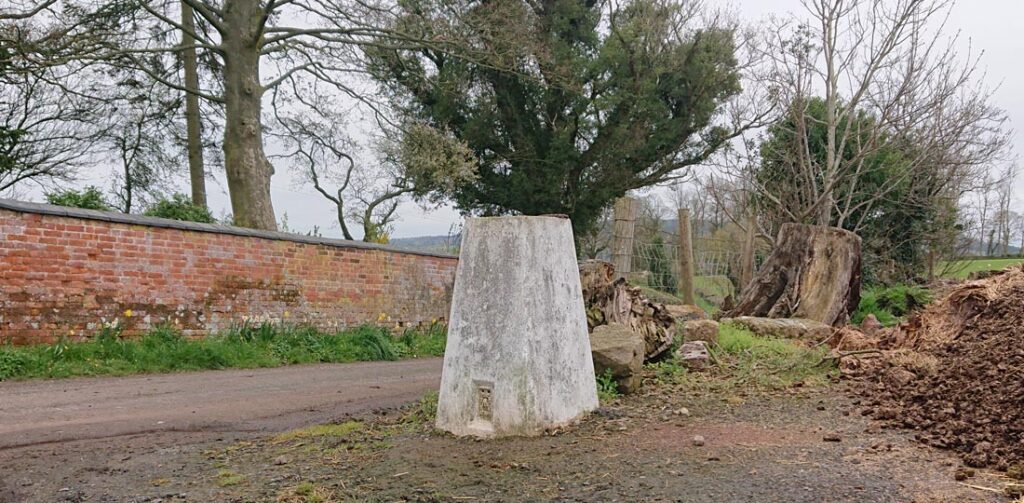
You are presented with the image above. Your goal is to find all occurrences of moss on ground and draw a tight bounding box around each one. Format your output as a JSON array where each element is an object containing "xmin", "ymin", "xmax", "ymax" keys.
[{"xmin": 272, "ymin": 421, "xmax": 365, "ymax": 443}]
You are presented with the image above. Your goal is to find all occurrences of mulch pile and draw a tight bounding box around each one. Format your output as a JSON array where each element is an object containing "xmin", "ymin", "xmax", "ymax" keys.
[{"xmin": 845, "ymin": 265, "xmax": 1024, "ymax": 471}]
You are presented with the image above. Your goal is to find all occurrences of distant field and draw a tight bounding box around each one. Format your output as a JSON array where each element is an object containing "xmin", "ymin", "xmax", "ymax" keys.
[
  {"xmin": 635, "ymin": 274, "xmax": 730, "ymax": 315},
  {"xmin": 938, "ymin": 257, "xmax": 1024, "ymax": 279},
  {"xmin": 694, "ymin": 275, "xmax": 734, "ymax": 303}
]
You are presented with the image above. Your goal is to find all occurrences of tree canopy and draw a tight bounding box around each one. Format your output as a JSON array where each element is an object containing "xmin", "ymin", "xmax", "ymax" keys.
[
  {"xmin": 756, "ymin": 97, "xmax": 961, "ymax": 282},
  {"xmin": 368, "ymin": 0, "xmax": 748, "ymax": 235}
]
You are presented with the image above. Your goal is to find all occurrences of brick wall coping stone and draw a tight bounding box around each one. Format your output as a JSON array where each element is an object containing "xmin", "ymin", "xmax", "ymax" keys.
[{"xmin": 0, "ymin": 198, "xmax": 458, "ymax": 260}]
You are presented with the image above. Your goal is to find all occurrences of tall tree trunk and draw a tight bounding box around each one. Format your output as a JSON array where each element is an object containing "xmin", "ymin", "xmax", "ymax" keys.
[
  {"xmin": 820, "ymin": 9, "xmax": 837, "ymax": 229},
  {"xmin": 1002, "ymin": 218, "xmax": 1010, "ymax": 256},
  {"xmin": 222, "ymin": 0, "xmax": 276, "ymax": 230},
  {"xmin": 122, "ymin": 155, "xmax": 132, "ymax": 213},
  {"xmin": 335, "ymin": 202, "xmax": 354, "ymax": 241},
  {"xmin": 927, "ymin": 247, "xmax": 935, "ymax": 283},
  {"xmin": 180, "ymin": 1, "xmax": 207, "ymax": 209},
  {"xmin": 1019, "ymin": 226, "xmax": 1023, "ymax": 258}
]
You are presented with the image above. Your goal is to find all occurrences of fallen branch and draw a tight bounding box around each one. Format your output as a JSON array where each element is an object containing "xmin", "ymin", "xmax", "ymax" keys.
[
  {"xmin": 956, "ymin": 482, "xmax": 1002, "ymax": 493},
  {"xmin": 814, "ymin": 329, "xmax": 842, "ymax": 348}
]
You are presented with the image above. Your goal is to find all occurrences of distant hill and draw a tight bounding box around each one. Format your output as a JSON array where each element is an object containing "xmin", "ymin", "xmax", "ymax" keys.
[{"xmin": 389, "ymin": 234, "xmax": 461, "ymax": 254}]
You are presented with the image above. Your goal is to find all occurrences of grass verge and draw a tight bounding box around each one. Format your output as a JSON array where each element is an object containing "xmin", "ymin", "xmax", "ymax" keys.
[{"xmin": 0, "ymin": 322, "xmax": 446, "ymax": 381}]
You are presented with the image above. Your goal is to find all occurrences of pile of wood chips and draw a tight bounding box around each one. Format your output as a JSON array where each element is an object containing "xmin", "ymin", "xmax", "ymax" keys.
[{"xmin": 846, "ymin": 265, "xmax": 1024, "ymax": 472}]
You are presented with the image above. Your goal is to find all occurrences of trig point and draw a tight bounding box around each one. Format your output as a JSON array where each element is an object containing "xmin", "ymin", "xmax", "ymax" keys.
[{"xmin": 435, "ymin": 215, "xmax": 598, "ymax": 438}]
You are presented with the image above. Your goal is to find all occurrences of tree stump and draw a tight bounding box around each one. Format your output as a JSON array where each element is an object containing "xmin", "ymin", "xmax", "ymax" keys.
[
  {"xmin": 580, "ymin": 260, "xmax": 676, "ymax": 360},
  {"xmin": 721, "ymin": 223, "xmax": 861, "ymax": 327}
]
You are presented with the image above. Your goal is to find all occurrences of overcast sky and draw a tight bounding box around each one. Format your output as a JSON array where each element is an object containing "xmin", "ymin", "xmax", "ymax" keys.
[{"xmin": 27, "ymin": 0, "xmax": 1024, "ymax": 239}]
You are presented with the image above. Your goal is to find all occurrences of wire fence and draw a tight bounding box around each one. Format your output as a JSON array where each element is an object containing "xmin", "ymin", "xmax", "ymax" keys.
[{"xmin": 630, "ymin": 237, "xmax": 766, "ymax": 303}]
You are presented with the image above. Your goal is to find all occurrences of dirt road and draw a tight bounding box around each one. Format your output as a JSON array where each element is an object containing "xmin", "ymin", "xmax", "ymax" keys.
[
  {"xmin": 0, "ymin": 361, "xmax": 1006, "ymax": 502},
  {"xmin": 0, "ymin": 358, "xmax": 442, "ymax": 449}
]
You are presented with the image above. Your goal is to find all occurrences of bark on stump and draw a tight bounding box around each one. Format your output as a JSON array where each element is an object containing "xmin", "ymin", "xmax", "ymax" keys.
[
  {"xmin": 580, "ymin": 260, "xmax": 676, "ymax": 360},
  {"xmin": 721, "ymin": 223, "xmax": 861, "ymax": 327}
]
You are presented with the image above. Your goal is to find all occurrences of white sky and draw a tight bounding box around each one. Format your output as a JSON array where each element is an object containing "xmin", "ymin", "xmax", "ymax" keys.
[{"xmin": 21, "ymin": 0, "xmax": 1024, "ymax": 239}]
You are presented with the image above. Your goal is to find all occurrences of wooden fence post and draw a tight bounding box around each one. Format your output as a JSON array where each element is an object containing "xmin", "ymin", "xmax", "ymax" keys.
[
  {"xmin": 611, "ymin": 197, "xmax": 638, "ymax": 281},
  {"xmin": 676, "ymin": 208, "xmax": 695, "ymax": 305},
  {"xmin": 739, "ymin": 213, "xmax": 756, "ymax": 292}
]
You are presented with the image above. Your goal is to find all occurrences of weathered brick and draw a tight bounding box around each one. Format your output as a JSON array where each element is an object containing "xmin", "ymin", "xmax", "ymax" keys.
[{"xmin": 0, "ymin": 206, "xmax": 457, "ymax": 345}]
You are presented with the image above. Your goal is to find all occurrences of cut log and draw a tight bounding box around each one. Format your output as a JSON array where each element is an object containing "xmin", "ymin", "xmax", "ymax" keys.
[
  {"xmin": 580, "ymin": 260, "xmax": 676, "ymax": 361},
  {"xmin": 722, "ymin": 316, "xmax": 832, "ymax": 341},
  {"xmin": 721, "ymin": 223, "xmax": 861, "ymax": 327}
]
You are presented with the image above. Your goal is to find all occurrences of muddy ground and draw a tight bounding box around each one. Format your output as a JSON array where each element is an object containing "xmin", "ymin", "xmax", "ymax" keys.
[{"xmin": 1, "ymin": 372, "xmax": 1012, "ymax": 503}]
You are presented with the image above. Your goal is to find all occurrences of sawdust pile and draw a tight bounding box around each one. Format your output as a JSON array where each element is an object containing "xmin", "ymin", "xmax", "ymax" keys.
[{"xmin": 847, "ymin": 265, "xmax": 1024, "ymax": 470}]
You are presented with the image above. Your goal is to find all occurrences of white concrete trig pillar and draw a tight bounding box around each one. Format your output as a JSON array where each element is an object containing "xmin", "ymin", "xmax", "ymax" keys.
[{"xmin": 435, "ymin": 216, "xmax": 598, "ymax": 438}]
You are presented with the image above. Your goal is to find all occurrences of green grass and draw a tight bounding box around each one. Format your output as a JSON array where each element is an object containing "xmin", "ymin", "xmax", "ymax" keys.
[
  {"xmin": 636, "ymin": 285, "xmax": 718, "ymax": 315},
  {"xmin": 694, "ymin": 296, "xmax": 718, "ymax": 315},
  {"xmin": 651, "ymin": 323, "xmax": 833, "ymax": 392},
  {"xmin": 852, "ymin": 284, "xmax": 932, "ymax": 326},
  {"xmin": 645, "ymin": 358, "xmax": 687, "ymax": 385},
  {"xmin": 0, "ymin": 322, "xmax": 447, "ymax": 381},
  {"xmin": 402, "ymin": 390, "xmax": 439, "ymax": 425},
  {"xmin": 215, "ymin": 469, "xmax": 247, "ymax": 487},
  {"xmin": 938, "ymin": 257, "xmax": 1024, "ymax": 279},
  {"xmin": 596, "ymin": 368, "xmax": 621, "ymax": 403},
  {"xmin": 272, "ymin": 420, "xmax": 364, "ymax": 443},
  {"xmin": 693, "ymin": 275, "xmax": 733, "ymax": 304},
  {"xmin": 636, "ymin": 286, "xmax": 683, "ymax": 305}
]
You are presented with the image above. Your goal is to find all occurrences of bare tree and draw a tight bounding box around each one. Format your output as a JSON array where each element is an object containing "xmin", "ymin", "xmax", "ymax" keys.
[
  {"xmin": 577, "ymin": 208, "xmax": 612, "ymax": 260},
  {"xmin": 0, "ymin": 3, "xmax": 113, "ymax": 194},
  {"xmin": 750, "ymin": 0, "xmax": 1009, "ymax": 232},
  {"xmin": 271, "ymin": 91, "xmax": 476, "ymax": 242},
  {"xmin": 993, "ymin": 163, "xmax": 1018, "ymax": 256},
  {"xmin": 68, "ymin": 0, "xmax": 488, "ymax": 230},
  {"xmin": 0, "ymin": 69, "xmax": 105, "ymax": 194},
  {"xmin": 973, "ymin": 173, "xmax": 996, "ymax": 256},
  {"xmin": 103, "ymin": 68, "xmax": 187, "ymax": 213},
  {"xmin": 1014, "ymin": 211, "xmax": 1024, "ymax": 257},
  {"xmin": 0, "ymin": 1, "xmax": 58, "ymax": 21},
  {"xmin": 670, "ymin": 180, "xmax": 713, "ymax": 236},
  {"xmin": 179, "ymin": 0, "xmax": 206, "ymax": 208}
]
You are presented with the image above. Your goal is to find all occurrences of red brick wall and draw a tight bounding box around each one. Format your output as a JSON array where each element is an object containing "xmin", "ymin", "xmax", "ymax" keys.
[{"xmin": 0, "ymin": 201, "xmax": 458, "ymax": 345}]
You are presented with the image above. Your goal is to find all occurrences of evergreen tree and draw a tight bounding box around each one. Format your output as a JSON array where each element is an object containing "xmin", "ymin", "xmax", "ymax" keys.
[{"xmin": 368, "ymin": 0, "xmax": 745, "ymax": 235}]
